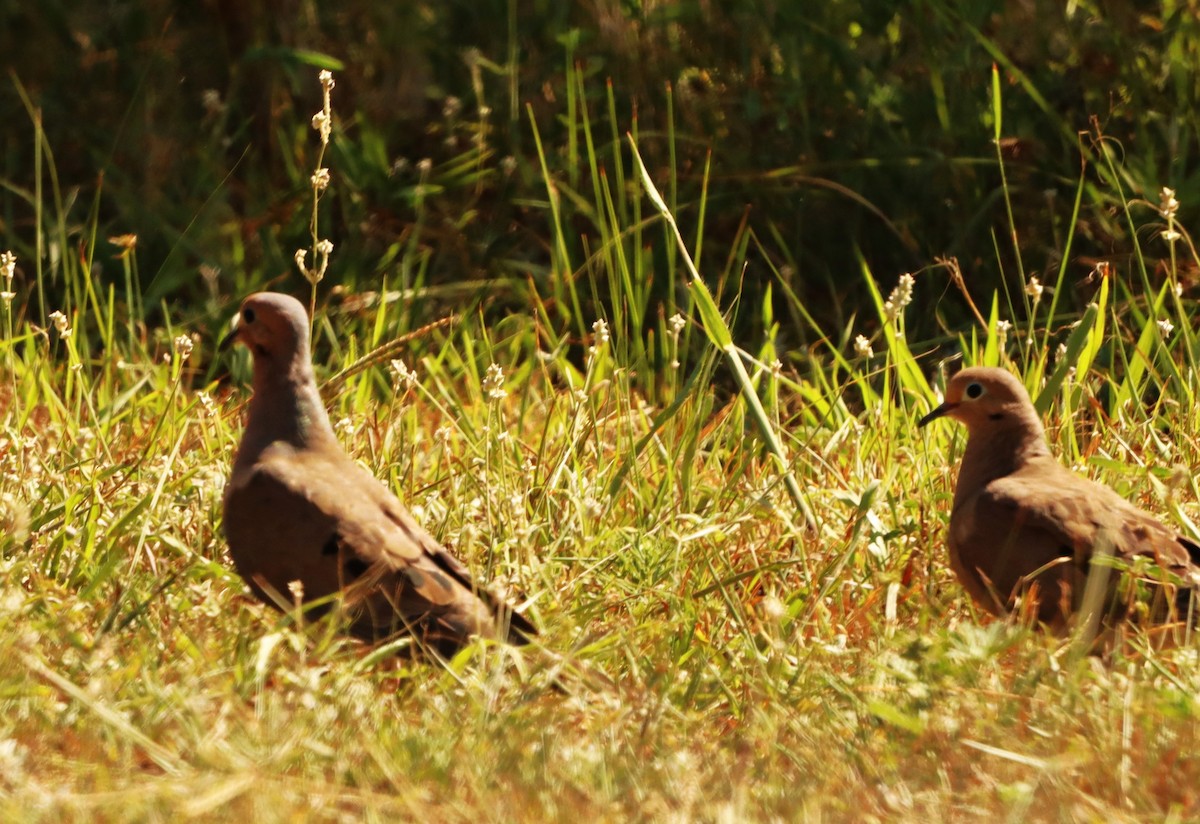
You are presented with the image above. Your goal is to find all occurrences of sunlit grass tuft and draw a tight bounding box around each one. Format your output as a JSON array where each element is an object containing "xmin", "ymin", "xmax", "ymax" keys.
[{"xmin": 5, "ymin": 72, "xmax": 1200, "ymax": 822}]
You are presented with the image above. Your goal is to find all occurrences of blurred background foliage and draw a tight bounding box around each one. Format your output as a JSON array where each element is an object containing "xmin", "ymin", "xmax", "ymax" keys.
[{"xmin": 2, "ymin": 0, "xmax": 1198, "ymax": 348}]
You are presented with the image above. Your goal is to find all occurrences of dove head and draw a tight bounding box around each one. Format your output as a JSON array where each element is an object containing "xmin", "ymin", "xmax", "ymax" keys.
[
  {"xmin": 918, "ymin": 367, "xmax": 1051, "ymax": 499},
  {"xmin": 918, "ymin": 366, "xmax": 1045, "ymax": 439},
  {"xmin": 220, "ymin": 292, "xmax": 312, "ymax": 377}
]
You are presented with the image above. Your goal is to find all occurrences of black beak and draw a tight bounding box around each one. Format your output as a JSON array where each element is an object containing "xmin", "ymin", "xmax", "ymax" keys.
[
  {"xmin": 218, "ymin": 318, "xmax": 241, "ymax": 352},
  {"xmin": 917, "ymin": 402, "xmax": 956, "ymax": 428}
]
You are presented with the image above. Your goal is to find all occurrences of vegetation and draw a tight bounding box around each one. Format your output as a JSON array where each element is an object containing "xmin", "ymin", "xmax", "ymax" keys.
[{"xmin": 3, "ymin": 3, "xmax": 1200, "ymax": 820}]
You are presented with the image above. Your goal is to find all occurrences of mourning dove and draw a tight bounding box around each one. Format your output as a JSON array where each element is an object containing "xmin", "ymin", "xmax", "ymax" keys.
[
  {"xmin": 220, "ymin": 292, "xmax": 536, "ymax": 655},
  {"xmin": 919, "ymin": 366, "xmax": 1200, "ymax": 632}
]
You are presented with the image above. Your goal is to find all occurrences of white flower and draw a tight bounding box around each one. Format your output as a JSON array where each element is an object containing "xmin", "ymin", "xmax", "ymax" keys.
[
  {"xmin": 318, "ymin": 70, "xmax": 335, "ymax": 92},
  {"xmin": 883, "ymin": 273, "xmax": 915, "ymax": 321},
  {"xmin": 996, "ymin": 319, "xmax": 1012, "ymax": 349},
  {"xmin": 49, "ymin": 310, "xmax": 71, "ymax": 339},
  {"xmin": 1159, "ymin": 186, "xmax": 1179, "ymax": 219},
  {"xmin": 442, "ymin": 96, "xmax": 462, "ymax": 118},
  {"xmin": 854, "ymin": 334, "xmax": 873, "ymax": 359},
  {"xmin": 592, "ymin": 318, "xmax": 610, "ymax": 347},
  {"xmin": 0, "ymin": 251, "xmax": 15, "ymax": 283},
  {"xmin": 1162, "ymin": 228, "xmax": 1182, "ymax": 243},
  {"xmin": 1025, "ymin": 276, "xmax": 1043, "ymax": 302},
  {"xmin": 417, "ymin": 158, "xmax": 433, "ymax": 175},
  {"xmin": 173, "ymin": 334, "xmax": 194, "ymax": 360},
  {"xmin": 390, "ymin": 359, "xmax": 417, "ymax": 387},
  {"xmin": 315, "ymin": 239, "xmax": 334, "ymax": 257},
  {"xmin": 310, "ymin": 168, "xmax": 330, "ymax": 191},
  {"xmin": 1158, "ymin": 319, "xmax": 1175, "ymax": 336},
  {"xmin": 759, "ymin": 596, "xmax": 786, "ymax": 621},
  {"xmin": 197, "ymin": 391, "xmax": 217, "ymax": 415},
  {"xmin": 482, "ymin": 363, "xmax": 507, "ymax": 401},
  {"xmin": 201, "ymin": 89, "xmax": 223, "ymax": 114},
  {"xmin": 668, "ymin": 313, "xmax": 686, "ymax": 335},
  {"xmin": 311, "ymin": 111, "xmax": 331, "ymax": 142}
]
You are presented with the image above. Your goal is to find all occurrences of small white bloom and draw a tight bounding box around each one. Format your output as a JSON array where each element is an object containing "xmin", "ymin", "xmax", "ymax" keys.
[
  {"xmin": 311, "ymin": 111, "xmax": 330, "ymax": 142},
  {"xmin": 482, "ymin": 363, "xmax": 507, "ymax": 401},
  {"xmin": 854, "ymin": 334, "xmax": 873, "ymax": 359},
  {"xmin": 1025, "ymin": 276, "xmax": 1043, "ymax": 302},
  {"xmin": 318, "ymin": 70, "xmax": 335, "ymax": 92},
  {"xmin": 759, "ymin": 596, "xmax": 786, "ymax": 621},
  {"xmin": 310, "ymin": 168, "xmax": 330, "ymax": 191},
  {"xmin": 996, "ymin": 319, "xmax": 1012, "ymax": 349},
  {"xmin": 592, "ymin": 318, "xmax": 610, "ymax": 347},
  {"xmin": 500, "ymin": 156, "xmax": 517, "ymax": 175},
  {"xmin": 49, "ymin": 310, "xmax": 71, "ymax": 339},
  {"xmin": 1158, "ymin": 318, "xmax": 1175, "ymax": 336},
  {"xmin": 315, "ymin": 239, "xmax": 334, "ymax": 256},
  {"xmin": 883, "ymin": 273, "xmax": 915, "ymax": 321},
  {"xmin": 1162, "ymin": 228, "xmax": 1182, "ymax": 243},
  {"xmin": 417, "ymin": 158, "xmax": 433, "ymax": 175},
  {"xmin": 390, "ymin": 358, "xmax": 417, "ymax": 387},
  {"xmin": 173, "ymin": 334, "xmax": 194, "ymax": 360},
  {"xmin": 442, "ymin": 96, "xmax": 462, "ymax": 118},
  {"xmin": 1159, "ymin": 186, "xmax": 1179, "ymax": 219},
  {"xmin": 0, "ymin": 251, "xmax": 15, "ymax": 283},
  {"xmin": 668, "ymin": 313, "xmax": 686, "ymax": 335}
]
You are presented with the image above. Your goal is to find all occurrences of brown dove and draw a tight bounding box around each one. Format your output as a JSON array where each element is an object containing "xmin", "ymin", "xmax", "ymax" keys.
[
  {"xmin": 919, "ymin": 366, "xmax": 1200, "ymax": 632},
  {"xmin": 220, "ymin": 292, "xmax": 536, "ymax": 656}
]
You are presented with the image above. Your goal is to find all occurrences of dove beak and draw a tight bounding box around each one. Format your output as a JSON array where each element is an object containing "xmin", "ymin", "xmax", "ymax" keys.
[
  {"xmin": 218, "ymin": 316, "xmax": 242, "ymax": 352},
  {"xmin": 918, "ymin": 401, "xmax": 957, "ymax": 428}
]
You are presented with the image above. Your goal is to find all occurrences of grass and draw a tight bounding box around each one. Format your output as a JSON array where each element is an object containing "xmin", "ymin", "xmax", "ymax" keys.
[{"xmin": 5, "ymin": 70, "xmax": 1200, "ymax": 823}]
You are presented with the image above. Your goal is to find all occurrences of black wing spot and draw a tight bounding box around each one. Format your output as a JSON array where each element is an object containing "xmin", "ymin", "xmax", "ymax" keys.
[
  {"xmin": 988, "ymin": 412, "xmax": 1005, "ymax": 421},
  {"xmin": 321, "ymin": 535, "xmax": 339, "ymax": 556},
  {"xmin": 344, "ymin": 558, "xmax": 370, "ymax": 580},
  {"xmin": 1179, "ymin": 536, "xmax": 1200, "ymax": 566}
]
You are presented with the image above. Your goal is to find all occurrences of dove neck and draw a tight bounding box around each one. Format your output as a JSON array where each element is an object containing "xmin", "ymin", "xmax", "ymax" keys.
[
  {"xmin": 953, "ymin": 417, "xmax": 1051, "ymax": 508},
  {"xmin": 243, "ymin": 352, "xmax": 337, "ymax": 456}
]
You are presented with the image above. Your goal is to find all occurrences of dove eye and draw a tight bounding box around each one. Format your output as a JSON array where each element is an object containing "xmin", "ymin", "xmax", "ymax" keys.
[
  {"xmin": 242, "ymin": 307, "xmax": 257, "ymax": 324},
  {"xmin": 965, "ymin": 382, "xmax": 985, "ymax": 399}
]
